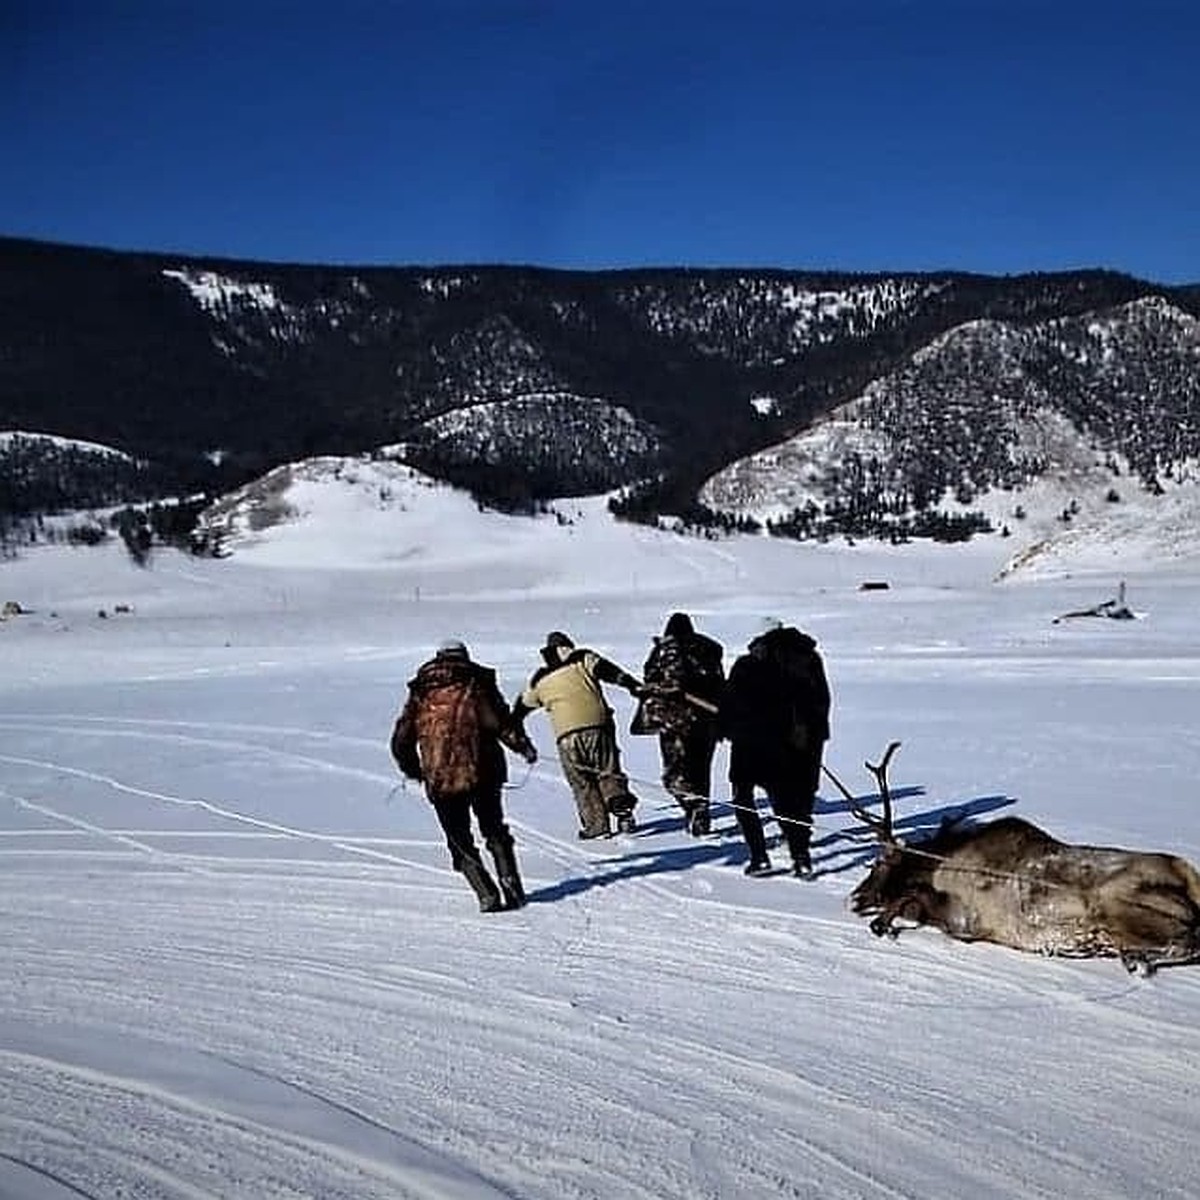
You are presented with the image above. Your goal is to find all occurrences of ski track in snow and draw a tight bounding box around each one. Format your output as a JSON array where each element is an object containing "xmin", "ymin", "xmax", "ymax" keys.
[{"xmin": 3, "ymin": 542, "xmax": 1200, "ymax": 1198}]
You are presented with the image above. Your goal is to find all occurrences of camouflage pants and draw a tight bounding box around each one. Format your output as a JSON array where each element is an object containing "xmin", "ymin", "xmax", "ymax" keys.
[
  {"xmin": 658, "ymin": 726, "xmax": 718, "ymax": 817},
  {"xmin": 558, "ymin": 724, "xmax": 636, "ymax": 836}
]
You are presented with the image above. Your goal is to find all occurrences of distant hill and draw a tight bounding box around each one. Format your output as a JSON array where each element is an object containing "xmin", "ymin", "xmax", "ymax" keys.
[
  {"xmin": 2, "ymin": 235, "xmax": 1198, "ymax": 542},
  {"xmin": 0, "ymin": 431, "xmax": 155, "ymax": 514},
  {"xmin": 702, "ymin": 295, "xmax": 1200, "ymax": 540},
  {"xmin": 138, "ymin": 449, "xmax": 1197, "ymax": 576}
]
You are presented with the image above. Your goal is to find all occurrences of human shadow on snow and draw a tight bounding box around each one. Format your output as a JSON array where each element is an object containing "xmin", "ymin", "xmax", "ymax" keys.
[
  {"xmin": 526, "ymin": 826, "xmax": 756, "ymax": 903},
  {"xmin": 526, "ymin": 787, "xmax": 1018, "ymax": 900}
]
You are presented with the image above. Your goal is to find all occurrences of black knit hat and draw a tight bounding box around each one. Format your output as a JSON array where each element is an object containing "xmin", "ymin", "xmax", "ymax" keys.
[
  {"xmin": 545, "ymin": 630, "xmax": 575, "ymax": 651},
  {"xmin": 664, "ymin": 612, "xmax": 693, "ymax": 637}
]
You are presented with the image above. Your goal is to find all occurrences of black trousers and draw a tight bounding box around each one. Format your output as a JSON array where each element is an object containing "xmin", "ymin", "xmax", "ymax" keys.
[
  {"xmin": 729, "ymin": 772, "xmax": 816, "ymax": 868},
  {"xmin": 430, "ymin": 788, "xmax": 510, "ymax": 869}
]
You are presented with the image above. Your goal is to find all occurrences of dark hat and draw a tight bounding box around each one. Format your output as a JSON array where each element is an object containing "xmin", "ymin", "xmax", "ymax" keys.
[
  {"xmin": 544, "ymin": 630, "xmax": 575, "ymax": 651},
  {"xmin": 664, "ymin": 611, "xmax": 694, "ymax": 637},
  {"xmin": 436, "ymin": 638, "xmax": 469, "ymax": 659}
]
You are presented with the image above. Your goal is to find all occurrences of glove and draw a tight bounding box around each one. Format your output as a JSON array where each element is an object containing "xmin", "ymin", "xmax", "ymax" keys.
[
  {"xmin": 522, "ymin": 745, "xmax": 538, "ymax": 765},
  {"xmin": 395, "ymin": 747, "xmax": 423, "ymax": 783}
]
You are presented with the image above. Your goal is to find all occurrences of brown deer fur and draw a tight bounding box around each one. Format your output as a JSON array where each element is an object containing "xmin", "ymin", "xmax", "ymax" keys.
[{"xmin": 838, "ymin": 745, "xmax": 1200, "ymax": 974}]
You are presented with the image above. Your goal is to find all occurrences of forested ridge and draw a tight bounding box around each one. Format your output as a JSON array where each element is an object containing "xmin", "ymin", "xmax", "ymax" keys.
[{"xmin": 2, "ymin": 236, "xmax": 1197, "ymax": 541}]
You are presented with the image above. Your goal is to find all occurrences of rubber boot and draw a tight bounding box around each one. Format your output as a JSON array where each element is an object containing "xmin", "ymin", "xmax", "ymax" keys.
[
  {"xmin": 784, "ymin": 830, "xmax": 813, "ymax": 878},
  {"xmin": 488, "ymin": 835, "xmax": 526, "ymax": 910},
  {"xmin": 788, "ymin": 843, "xmax": 814, "ymax": 879},
  {"xmin": 781, "ymin": 799, "xmax": 815, "ymax": 878},
  {"xmin": 685, "ymin": 800, "xmax": 711, "ymax": 837},
  {"xmin": 460, "ymin": 856, "xmax": 503, "ymax": 913}
]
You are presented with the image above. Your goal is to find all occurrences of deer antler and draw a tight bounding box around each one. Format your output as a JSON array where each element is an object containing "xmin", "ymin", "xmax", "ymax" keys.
[
  {"xmin": 863, "ymin": 740, "xmax": 900, "ymax": 841},
  {"xmin": 824, "ymin": 741, "xmax": 901, "ymax": 844}
]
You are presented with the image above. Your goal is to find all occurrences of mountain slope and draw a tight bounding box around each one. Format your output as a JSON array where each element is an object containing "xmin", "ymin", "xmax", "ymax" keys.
[
  {"xmin": 701, "ymin": 296, "xmax": 1200, "ymax": 547},
  {"xmin": 4, "ymin": 236, "xmax": 1192, "ymax": 510},
  {"xmin": 191, "ymin": 448, "xmax": 1200, "ymax": 580}
]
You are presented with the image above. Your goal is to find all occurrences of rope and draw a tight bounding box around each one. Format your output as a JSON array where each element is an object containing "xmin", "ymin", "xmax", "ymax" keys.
[
  {"xmin": 385, "ymin": 728, "xmax": 1200, "ymax": 956},
  {"xmin": 815, "ymin": 760, "xmax": 1194, "ymax": 910},
  {"xmin": 389, "ymin": 737, "xmax": 854, "ymax": 838},
  {"xmin": 384, "ymin": 750, "xmax": 1200, "ymax": 947},
  {"xmin": 502, "ymin": 758, "xmax": 536, "ymax": 790},
  {"xmin": 539, "ymin": 745, "xmax": 818, "ymax": 833},
  {"xmin": 545, "ymin": 747, "xmax": 1095, "ymax": 897}
]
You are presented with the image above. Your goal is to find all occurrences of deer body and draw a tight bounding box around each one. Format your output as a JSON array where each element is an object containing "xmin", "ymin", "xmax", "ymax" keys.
[
  {"xmin": 851, "ymin": 816, "xmax": 1200, "ymax": 967},
  {"xmin": 837, "ymin": 745, "xmax": 1200, "ymax": 972}
]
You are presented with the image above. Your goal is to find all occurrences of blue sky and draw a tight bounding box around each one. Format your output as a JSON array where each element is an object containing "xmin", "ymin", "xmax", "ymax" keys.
[{"xmin": 4, "ymin": 1, "xmax": 1198, "ymax": 281}]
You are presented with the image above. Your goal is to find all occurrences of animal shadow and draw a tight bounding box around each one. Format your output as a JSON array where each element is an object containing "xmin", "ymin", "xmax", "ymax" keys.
[{"xmin": 812, "ymin": 789, "xmax": 1017, "ymax": 878}]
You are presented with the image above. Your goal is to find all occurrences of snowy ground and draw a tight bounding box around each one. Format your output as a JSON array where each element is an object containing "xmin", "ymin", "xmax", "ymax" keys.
[{"xmin": 2, "ymin": 481, "xmax": 1199, "ymax": 1199}]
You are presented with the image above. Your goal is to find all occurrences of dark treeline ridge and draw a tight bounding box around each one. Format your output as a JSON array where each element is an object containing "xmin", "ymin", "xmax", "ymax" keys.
[{"xmin": 2, "ymin": 235, "xmax": 1197, "ymax": 541}]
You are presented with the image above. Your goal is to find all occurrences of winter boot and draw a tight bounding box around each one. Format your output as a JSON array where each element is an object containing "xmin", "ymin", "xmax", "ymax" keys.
[
  {"xmin": 686, "ymin": 803, "xmax": 711, "ymax": 837},
  {"xmin": 788, "ymin": 829, "xmax": 814, "ymax": 878},
  {"xmin": 609, "ymin": 793, "xmax": 638, "ymax": 835},
  {"xmin": 488, "ymin": 835, "xmax": 526, "ymax": 910},
  {"xmin": 781, "ymin": 819, "xmax": 814, "ymax": 879},
  {"xmin": 744, "ymin": 856, "xmax": 774, "ymax": 877},
  {"xmin": 460, "ymin": 857, "xmax": 504, "ymax": 913}
]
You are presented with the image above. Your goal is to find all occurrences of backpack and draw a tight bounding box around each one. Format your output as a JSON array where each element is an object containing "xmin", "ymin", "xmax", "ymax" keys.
[{"xmin": 414, "ymin": 678, "xmax": 484, "ymax": 795}]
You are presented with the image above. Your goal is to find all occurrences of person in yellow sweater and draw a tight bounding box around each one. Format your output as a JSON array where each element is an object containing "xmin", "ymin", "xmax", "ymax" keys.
[{"xmin": 514, "ymin": 631, "xmax": 642, "ymax": 838}]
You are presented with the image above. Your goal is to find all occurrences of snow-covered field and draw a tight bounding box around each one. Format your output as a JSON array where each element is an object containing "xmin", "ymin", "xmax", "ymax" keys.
[{"xmin": 2, "ymin": 476, "xmax": 1198, "ymax": 1199}]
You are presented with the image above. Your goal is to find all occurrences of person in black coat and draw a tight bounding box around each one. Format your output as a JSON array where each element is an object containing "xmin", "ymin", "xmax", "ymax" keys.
[{"xmin": 720, "ymin": 618, "xmax": 831, "ymax": 877}]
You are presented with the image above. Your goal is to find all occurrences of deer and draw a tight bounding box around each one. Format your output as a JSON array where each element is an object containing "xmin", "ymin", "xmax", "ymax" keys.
[{"xmin": 832, "ymin": 743, "xmax": 1200, "ymax": 975}]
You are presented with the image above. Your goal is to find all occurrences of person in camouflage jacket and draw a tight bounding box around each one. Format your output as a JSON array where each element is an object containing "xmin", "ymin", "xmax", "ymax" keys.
[
  {"xmin": 391, "ymin": 639, "xmax": 537, "ymax": 912},
  {"xmin": 631, "ymin": 612, "xmax": 725, "ymax": 835}
]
